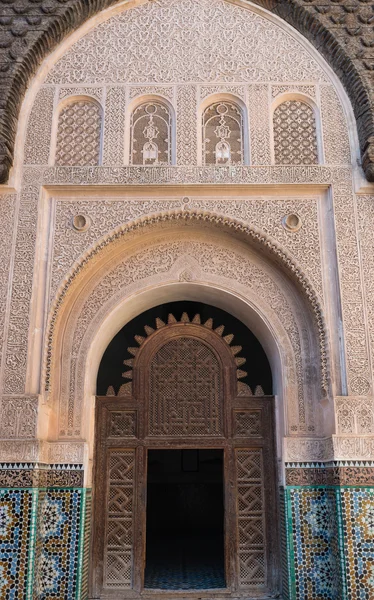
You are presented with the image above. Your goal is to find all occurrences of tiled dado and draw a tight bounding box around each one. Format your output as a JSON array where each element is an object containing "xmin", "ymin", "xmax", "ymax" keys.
[
  {"xmin": 1, "ymin": 471, "xmax": 374, "ymax": 599},
  {"xmin": 0, "ymin": 486, "xmax": 90, "ymax": 599},
  {"xmin": 284, "ymin": 486, "xmax": 374, "ymax": 600}
]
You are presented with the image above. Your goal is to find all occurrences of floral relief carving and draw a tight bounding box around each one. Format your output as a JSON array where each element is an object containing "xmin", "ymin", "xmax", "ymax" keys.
[
  {"xmin": 271, "ymin": 85, "xmax": 316, "ymax": 100},
  {"xmin": 177, "ymin": 85, "xmax": 197, "ymax": 165},
  {"xmin": 0, "ymin": 195, "xmax": 16, "ymax": 393},
  {"xmin": 356, "ymin": 196, "xmax": 374, "ymax": 403},
  {"xmin": 58, "ymin": 86, "xmax": 103, "ymax": 103},
  {"xmin": 45, "ymin": 211, "xmax": 328, "ymax": 429},
  {"xmin": 247, "ymin": 84, "xmax": 271, "ymax": 165},
  {"xmin": 45, "ymin": 0, "xmax": 326, "ymax": 85},
  {"xmin": 0, "ymin": 397, "xmax": 38, "ymax": 439},
  {"xmin": 129, "ymin": 86, "xmax": 174, "ymax": 102},
  {"xmin": 4, "ymin": 186, "xmax": 40, "ymax": 395},
  {"xmin": 49, "ymin": 195, "xmax": 323, "ymax": 303},
  {"xmin": 335, "ymin": 397, "xmax": 374, "ymax": 435},
  {"xmin": 24, "ymin": 88, "xmax": 55, "ymax": 166},
  {"xmin": 320, "ymin": 85, "xmax": 351, "ymax": 165},
  {"xmin": 331, "ymin": 175, "xmax": 372, "ymax": 396},
  {"xmin": 199, "ymin": 85, "xmax": 245, "ymax": 101},
  {"xmin": 0, "ymin": 0, "xmax": 369, "ymax": 470},
  {"xmin": 102, "ymin": 87, "xmax": 126, "ymax": 166}
]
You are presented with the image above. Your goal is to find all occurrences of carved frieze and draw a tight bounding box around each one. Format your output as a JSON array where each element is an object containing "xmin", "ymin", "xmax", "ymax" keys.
[
  {"xmin": 332, "ymin": 177, "xmax": 372, "ymax": 396},
  {"xmin": 54, "ymin": 229, "xmax": 321, "ymax": 437},
  {"xmin": 0, "ymin": 195, "xmax": 16, "ymax": 393}
]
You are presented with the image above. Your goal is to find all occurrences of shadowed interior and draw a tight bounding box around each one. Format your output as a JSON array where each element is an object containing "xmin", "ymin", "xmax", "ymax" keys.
[{"xmin": 145, "ymin": 449, "xmax": 225, "ymax": 590}]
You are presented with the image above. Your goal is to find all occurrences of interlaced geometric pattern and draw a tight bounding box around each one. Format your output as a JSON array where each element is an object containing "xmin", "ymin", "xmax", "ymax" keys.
[
  {"xmin": 55, "ymin": 100, "xmax": 101, "ymax": 166},
  {"xmin": 202, "ymin": 101, "xmax": 244, "ymax": 165},
  {"xmin": 273, "ymin": 100, "xmax": 318, "ymax": 165},
  {"xmin": 149, "ymin": 338, "xmax": 222, "ymax": 436},
  {"xmin": 105, "ymin": 451, "xmax": 135, "ymax": 588},
  {"xmin": 235, "ymin": 449, "xmax": 266, "ymax": 588},
  {"xmin": 234, "ymin": 411, "xmax": 261, "ymax": 437},
  {"xmin": 130, "ymin": 101, "xmax": 172, "ymax": 165},
  {"xmin": 109, "ymin": 411, "xmax": 136, "ymax": 438}
]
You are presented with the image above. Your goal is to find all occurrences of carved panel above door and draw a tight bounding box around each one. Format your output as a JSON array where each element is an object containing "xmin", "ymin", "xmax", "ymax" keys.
[{"xmin": 149, "ymin": 337, "xmax": 222, "ymax": 437}]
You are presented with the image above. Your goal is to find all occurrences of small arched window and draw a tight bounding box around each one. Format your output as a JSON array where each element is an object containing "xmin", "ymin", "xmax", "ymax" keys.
[
  {"xmin": 202, "ymin": 101, "xmax": 244, "ymax": 166},
  {"xmin": 130, "ymin": 100, "xmax": 172, "ymax": 165},
  {"xmin": 273, "ymin": 100, "xmax": 318, "ymax": 165},
  {"xmin": 55, "ymin": 98, "xmax": 102, "ymax": 166}
]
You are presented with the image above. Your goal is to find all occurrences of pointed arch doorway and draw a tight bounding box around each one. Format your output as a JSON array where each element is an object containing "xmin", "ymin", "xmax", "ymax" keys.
[{"xmin": 91, "ymin": 302, "xmax": 280, "ymax": 599}]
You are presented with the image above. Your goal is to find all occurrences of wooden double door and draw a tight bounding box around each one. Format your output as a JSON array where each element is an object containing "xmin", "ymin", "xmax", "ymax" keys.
[{"xmin": 91, "ymin": 322, "xmax": 280, "ymax": 598}]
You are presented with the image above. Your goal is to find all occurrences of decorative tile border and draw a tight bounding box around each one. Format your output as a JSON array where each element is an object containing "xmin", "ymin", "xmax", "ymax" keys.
[
  {"xmin": 1, "ymin": 483, "xmax": 374, "ymax": 599},
  {"xmin": 0, "ymin": 488, "xmax": 38, "ymax": 599},
  {"xmin": 284, "ymin": 486, "xmax": 374, "ymax": 600},
  {"xmin": 340, "ymin": 488, "xmax": 374, "ymax": 600},
  {"xmin": 34, "ymin": 489, "xmax": 83, "ymax": 599},
  {"xmin": 0, "ymin": 463, "xmax": 84, "ymax": 488},
  {"xmin": 285, "ymin": 461, "xmax": 374, "ymax": 486},
  {"xmin": 286, "ymin": 487, "xmax": 341, "ymax": 600},
  {"xmin": 0, "ymin": 486, "xmax": 88, "ymax": 599}
]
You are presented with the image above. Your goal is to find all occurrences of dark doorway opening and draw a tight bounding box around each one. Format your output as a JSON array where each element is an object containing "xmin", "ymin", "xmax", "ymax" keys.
[{"xmin": 144, "ymin": 449, "xmax": 225, "ymax": 590}]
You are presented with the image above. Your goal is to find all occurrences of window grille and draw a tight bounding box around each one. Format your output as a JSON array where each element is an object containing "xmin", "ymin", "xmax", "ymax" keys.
[
  {"xmin": 55, "ymin": 100, "xmax": 101, "ymax": 166},
  {"xmin": 130, "ymin": 100, "xmax": 172, "ymax": 165},
  {"xmin": 273, "ymin": 100, "xmax": 318, "ymax": 165},
  {"xmin": 202, "ymin": 101, "xmax": 244, "ymax": 166}
]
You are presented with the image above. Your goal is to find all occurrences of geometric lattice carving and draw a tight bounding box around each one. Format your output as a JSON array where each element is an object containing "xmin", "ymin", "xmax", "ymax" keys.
[
  {"xmin": 202, "ymin": 101, "xmax": 244, "ymax": 165},
  {"xmin": 273, "ymin": 101, "xmax": 318, "ymax": 165},
  {"xmin": 105, "ymin": 451, "xmax": 135, "ymax": 588},
  {"xmin": 55, "ymin": 100, "xmax": 101, "ymax": 166},
  {"xmin": 236, "ymin": 449, "xmax": 266, "ymax": 587},
  {"xmin": 234, "ymin": 411, "xmax": 261, "ymax": 437},
  {"xmin": 109, "ymin": 412, "xmax": 136, "ymax": 438},
  {"xmin": 150, "ymin": 337, "xmax": 223, "ymax": 437},
  {"xmin": 130, "ymin": 100, "xmax": 172, "ymax": 165}
]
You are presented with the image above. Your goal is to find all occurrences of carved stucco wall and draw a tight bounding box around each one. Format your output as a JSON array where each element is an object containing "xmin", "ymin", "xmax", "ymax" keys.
[
  {"xmin": 49, "ymin": 195, "xmax": 324, "ymax": 301},
  {"xmin": 0, "ymin": 0, "xmax": 372, "ymax": 466},
  {"xmin": 48, "ymin": 220, "xmax": 322, "ymax": 441},
  {"xmin": 0, "ymin": 0, "xmax": 374, "ymax": 183}
]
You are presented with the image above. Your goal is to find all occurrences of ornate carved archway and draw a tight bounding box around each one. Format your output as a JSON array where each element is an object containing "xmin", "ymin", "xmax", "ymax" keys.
[{"xmin": 91, "ymin": 313, "xmax": 279, "ymax": 598}]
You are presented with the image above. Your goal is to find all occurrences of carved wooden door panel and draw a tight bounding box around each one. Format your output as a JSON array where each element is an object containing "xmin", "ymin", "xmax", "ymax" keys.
[{"xmin": 91, "ymin": 316, "xmax": 279, "ymax": 599}]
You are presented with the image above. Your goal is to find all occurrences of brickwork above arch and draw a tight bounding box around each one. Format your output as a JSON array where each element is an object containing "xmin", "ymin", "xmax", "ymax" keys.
[{"xmin": 0, "ymin": 0, "xmax": 374, "ymax": 183}]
